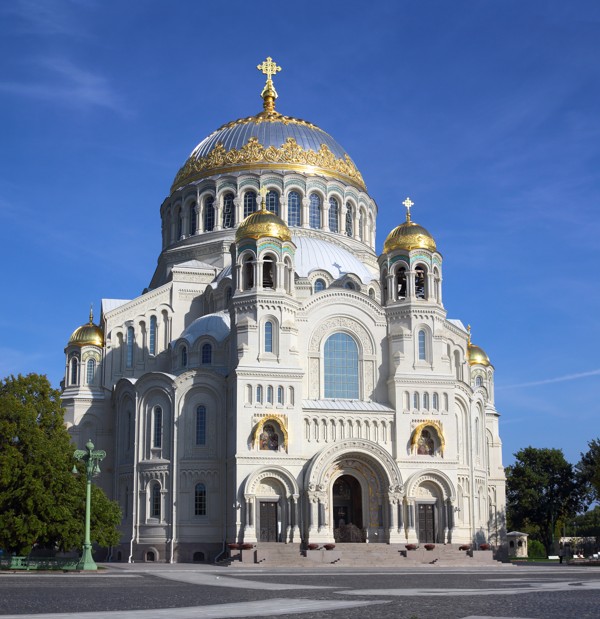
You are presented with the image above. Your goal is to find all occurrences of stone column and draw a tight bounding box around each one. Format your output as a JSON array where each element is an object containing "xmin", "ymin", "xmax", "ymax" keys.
[
  {"xmin": 234, "ymin": 197, "xmax": 242, "ymax": 227},
  {"xmin": 387, "ymin": 273, "xmax": 395, "ymax": 303},
  {"xmin": 215, "ymin": 194, "xmax": 223, "ymax": 231},
  {"xmin": 301, "ymin": 197, "xmax": 310, "ymax": 228},
  {"xmin": 406, "ymin": 499, "xmax": 418, "ymax": 543},
  {"xmin": 307, "ymin": 492, "xmax": 319, "ymax": 536},
  {"xmin": 406, "ymin": 270, "xmax": 416, "ymax": 299},
  {"xmin": 292, "ymin": 494, "xmax": 300, "ymax": 542}
]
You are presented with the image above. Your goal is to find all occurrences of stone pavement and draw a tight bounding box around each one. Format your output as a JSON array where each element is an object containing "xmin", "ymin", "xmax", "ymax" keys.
[{"xmin": 0, "ymin": 562, "xmax": 599, "ymax": 619}]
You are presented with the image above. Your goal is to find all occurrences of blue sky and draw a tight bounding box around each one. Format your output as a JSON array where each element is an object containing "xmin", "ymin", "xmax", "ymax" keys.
[{"xmin": 1, "ymin": 0, "xmax": 599, "ymax": 466}]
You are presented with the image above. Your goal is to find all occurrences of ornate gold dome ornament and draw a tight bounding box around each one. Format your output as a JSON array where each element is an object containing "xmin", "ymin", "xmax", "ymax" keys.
[
  {"xmin": 467, "ymin": 324, "xmax": 492, "ymax": 367},
  {"xmin": 383, "ymin": 197, "xmax": 437, "ymax": 254},
  {"xmin": 170, "ymin": 57, "xmax": 367, "ymax": 192},
  {"xmin": 68, "ymin": 305, "xmax": 104, "ymax": 347},
  {"xmin": 235, "ymin": 187, "xmax": 292, "ymax": 243}
]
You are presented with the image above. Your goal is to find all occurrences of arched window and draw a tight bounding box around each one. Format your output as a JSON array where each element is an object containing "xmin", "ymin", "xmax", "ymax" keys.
[
  {"xmin": 328, "ymin": 197, "xmax": 339, "ymax": 232},
  {"xmin": 189, "ymin": 203, "xmax": 197, "ymax": 235},
  {"xmin": 368, "ymin": 288, "xmax": 375, "ymax": 299},
  {"xmin": 309, "ymin": 193, "xmax": 321, "ymax": 228},
  {"xmin": 262, "ymin": 255, "xmax": 275, "ymax": 288},
  {"xmin": 423, "ymin": 392, "xmax": 430, "ymax": 409},
  {"xmin": 204, "ymin": 196, "xmax": 215, "ymax": 232},
  {"xmin": 194, "ymin": 483, "xmax": 206, "ymax": 516},
  {"xmin": 222, "ymin": 192, "xmax": 234, "ymax": 228},
  {"xmin": 201, "ymin": 343, "xmax": 212, "ymax": 364},
  {"xmin": 256, "ymin": 385, "xmax": 263, "ymax": 403},
  {"xmin": 287, "ymin": 190, "xmax": 301, "ymax": 226},
  {"xmin": 153, "ymin": 406, "xmax": 162, "ymax": 448},
  {"xmin": 314, "ymin": 278, "xmax": 326, "ymax": 293},
  {"xmin": 358, "ymin": 211, "xmax": 364, "ymax": 241},
  {"xmin": 288, "ymin": 386, "xmax": 295, "ymax": 405},
  {"xmin": 196, "ymin": 405, "xmax": 206, "ymax": 445},
  {"xmin": 475, "ymin": 375, "xmax": 483, "ymax": 387},
  {"xmin": 433, "ymin": 392, "xmax": 439, "ymax": 410},
  {"xmin": 264, "ymin": 321, "xmax": 273, "ymax": 353},
  {"xmin": 181, "ymin": 346, "xmax": 188, "ymax": 367},
  {"xmin": 415, "ymin": 265, "xmax": 427, "ymax": 299},
  {"xmin": 177, "ymin": 213, "xmax": 183, "ymax": 239},
  {"xmin": 418, "ymin": 330, "xmax": 427, "ymax": 360},
  {"xmin": 454, "ymin": 350, "xmax": 462, "ymax": 380},
  {"xmin": 149, "ymin": 316, "xmax": 157, "ymax": 355},
  {"xmin": 396, "ymin": 267, "xmax": 407, "ymax": 299},
  {"xmin": 344, "ymin": 281, "xmax": 355, "ymax": 290},
  {"xmin": 86, "ymin": 358, "xmax": 96, "ymax": 385},
  {"xmin": 413, "ymin": 392, "xmax": 420, "ymax": 409},
  {"xmin": 244, "ymin": 191, "xmax": 257, "ymax": 218},
  {"xmin": 277, "ymin": 386, "xmax": 284, "ymax": 404},
  {"xmin": 70, "ymin": 356, "xmax": 79, "ymax": 385},
  {"xmin": 242, "ymin": 255, "xmax": 254, "ymax": 290},
  {"xmin": 443, "ymin": 393, "xmax": 449, "ymax": 410},
  {"xmin": 266, "ymin": 190, "xmax": 279, "ymax": 216},
  {"xmin": 126, "ymin": 326, "xmax": 134, "ymax": 368},
  {"xmin": 324, "ymin": 332, "xmax": 359, "ymax": 399},
  {"xmin": 151, "ymin": 484, "xmax": 161, "ymax": 519},
  {"xmin": 345, "ymin": 202, "xmax": 353, "ymax": 236},
  {"xmin": 267, "ymin": 385, "xmax": 273, "ymax": 404}
]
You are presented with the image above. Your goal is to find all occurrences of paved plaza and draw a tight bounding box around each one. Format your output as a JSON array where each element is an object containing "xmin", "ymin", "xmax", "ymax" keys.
[{"xmin": 1, "ymin": 563, "xmax": 599, "ymax": 619}]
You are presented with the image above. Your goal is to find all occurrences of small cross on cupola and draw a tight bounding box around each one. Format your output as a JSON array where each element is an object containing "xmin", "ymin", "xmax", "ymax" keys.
[{"xmin": 403, "ymin": 197, "xmax": 414, "ymax": 222}]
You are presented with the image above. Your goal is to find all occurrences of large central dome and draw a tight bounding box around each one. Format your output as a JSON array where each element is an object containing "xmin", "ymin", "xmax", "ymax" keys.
[{"xmin": 171, "ymin": 61, "xmax": 365, "ymax": 193}]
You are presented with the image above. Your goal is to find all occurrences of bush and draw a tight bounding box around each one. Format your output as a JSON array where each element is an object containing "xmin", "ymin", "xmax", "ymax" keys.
[{"xmin": 528, "ymin": 539, "xmax": 546, "ymax": 559}]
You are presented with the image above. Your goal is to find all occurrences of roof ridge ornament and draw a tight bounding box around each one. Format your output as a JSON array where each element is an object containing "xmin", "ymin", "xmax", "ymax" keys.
[
  {"xmin": 402, "ymin": 197, "xmax": 414, "ymax": 223},
  {"xmin": 257, "ymin": 56, "xmax": 282, "ymax": 114}
]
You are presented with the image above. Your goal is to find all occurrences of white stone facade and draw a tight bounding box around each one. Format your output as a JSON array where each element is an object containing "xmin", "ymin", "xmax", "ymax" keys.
[{"xmin": 62, "ymin": 94, "xmax": 505, "ymax": 563}]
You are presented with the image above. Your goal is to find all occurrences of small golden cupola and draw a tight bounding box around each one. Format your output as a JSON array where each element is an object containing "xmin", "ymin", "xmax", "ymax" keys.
[
  {"xmin": 467, "ymin": 325, "xmax": 492, "ymax": 367},
  {"xmin": 383, "ymin": 197, "xmax": 437, "ymax": 254},
  {"xmin": 235, "ymin": 188, "xmax": 292, "ymax": 243},
  {"xmin": 68, "ymin": 307, "xmax": 104, "ymax": 347}
]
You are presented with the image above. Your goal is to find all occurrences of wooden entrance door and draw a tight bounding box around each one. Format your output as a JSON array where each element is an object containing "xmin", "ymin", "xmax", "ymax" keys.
[
  {"xmin": 418, "ymin": 504, "xmax": 435, "ymax": 543},
  {"xmin": 259, "ymin": 501, "xmax": 278, "ymax": 542}
]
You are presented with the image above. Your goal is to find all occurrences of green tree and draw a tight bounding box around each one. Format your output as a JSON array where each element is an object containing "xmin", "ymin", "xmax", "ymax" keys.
[
  {"xmin": 505, "ymin": 446, "xmax": 588, "ymax": 554},
  {"xmin": 576, "ymin": 438, "xmax": 600, "ymax": 502},
  {"xmin": 0, "ymin": 374, "xmax": 121, "ymax": 554}
]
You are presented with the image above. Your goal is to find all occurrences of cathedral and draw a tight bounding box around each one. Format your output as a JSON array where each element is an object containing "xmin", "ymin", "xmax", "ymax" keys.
[{"xmin": 61, "ymin": 58, "xmax": 505, "ymax": 563}]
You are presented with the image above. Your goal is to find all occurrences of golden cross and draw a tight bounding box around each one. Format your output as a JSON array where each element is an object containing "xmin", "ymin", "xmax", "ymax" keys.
[
  {"xmin": 403, "ymin": 197, "xmax": 414, "ymax": 221},
  {"xmin": 259, "ymin": 186, "xmax": 268, "ymax": 209},
  {"xmin": 257, "ymin": 56, "xmax": 282, "ymax": 81},
  {"xmin": 467, "ymin": 324, "xmax": 472, "ymax": 344}
]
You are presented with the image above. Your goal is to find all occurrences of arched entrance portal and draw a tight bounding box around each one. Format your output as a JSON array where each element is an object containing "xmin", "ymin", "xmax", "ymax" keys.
[{"xmin": 333, "ymin": 475, "xmax": 363, "ymax": 542}]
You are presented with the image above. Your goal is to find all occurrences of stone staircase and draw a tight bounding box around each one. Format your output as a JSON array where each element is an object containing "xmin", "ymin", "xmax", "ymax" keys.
[{"xmin": 227, "ymin": 543, "xmax": 500, "ymax": 567}]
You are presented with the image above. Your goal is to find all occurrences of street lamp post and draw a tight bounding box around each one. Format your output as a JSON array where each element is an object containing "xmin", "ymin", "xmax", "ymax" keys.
[{"xmin": 73, "ymin": 439, "xmax": 106, "ymax": 571}]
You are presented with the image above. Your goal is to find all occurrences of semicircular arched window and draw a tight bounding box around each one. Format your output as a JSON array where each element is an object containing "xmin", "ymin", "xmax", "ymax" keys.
[
  {"xmin": 328, "ymin": 197, "xmax": 339, "ymax": 232},
  {"xmin": 266, "ymin": 190, "xmax": 279, "ymax": 216},
  {"xmin": 309, "ymin": 193, "xmax": 321, "ymax": 229},
  {"xmin": 324, "ymin": 332, "xmax": 359, "ymax": 399},
  {"xmin": 287, "ymin": 190, "xmax": 301, "ymax": 226},
  {"xmin": 314, "ymin": 278, "xmax": 326, "ymax": 293},
  {"xmin": 244, "ymin": 191, "xmax": 257, "ymax": 218},
  {"xmin": 222, "ymin": 192, "xmax": 234, "ymax": 228},
  {"xmin": 203, "ymin": 196, "xmax": 215, "ymax": 232}
]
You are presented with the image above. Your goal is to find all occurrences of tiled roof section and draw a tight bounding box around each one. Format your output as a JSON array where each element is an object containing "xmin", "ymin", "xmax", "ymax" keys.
[{"xmin": 302, "ymin": 399, "xmax": 394, "ymax": 413}]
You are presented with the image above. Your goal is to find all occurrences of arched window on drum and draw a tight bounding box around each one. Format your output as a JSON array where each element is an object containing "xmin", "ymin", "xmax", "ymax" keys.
[
  {"xmin": 287, "ymin": 190, "xmax": 301, "ymax": 226},
  {"xmin": 309, "ymin": 193, "xmax": 321, "ymax": 229},
  {"xmin": 222, "ymin": 192, "xmax": 234, "ymax": 228},
  {"xmin": 328, "ymin": 197, "xmax": 339, "ymax": 232},
  {"xmin": 244, "ymin": 191, "xmax": 257, "ymax": 218},
  {"xmin": 203, "ymin": 196, "xmax": 215, "ymax": 232}
]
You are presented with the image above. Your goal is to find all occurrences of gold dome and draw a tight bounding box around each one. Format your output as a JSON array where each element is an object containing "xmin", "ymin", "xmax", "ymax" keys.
[
  {"xmin": 69, "ymin": 308, "xmax": 104, "ymax": 347},
  {"xmin": 383, "ymin": 198, "xmax": 436, "ymax": 254},
  {"xmin": 468, "ymin": 343, "xmax": 491, "ymax": 367},
  {"xmin": 466, "ymin": 325, "xmax": 491, "ymax": 367},
  {"xmin": 235, "ymin": 201, "xmax": 292, "ymax": 243}
]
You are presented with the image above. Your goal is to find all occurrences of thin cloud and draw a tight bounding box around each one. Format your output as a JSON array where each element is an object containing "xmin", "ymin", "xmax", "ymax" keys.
[
  {"xmin": 3, "ymin": 0, "xmax": 93, "ymax": 37},
  {"xmin": 500, "ymin": 369, "xmax": 600, "ymax": 390},
  {"xmin": 0, "ymin": 57, "xmax": 130, "ymax": 115}
]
